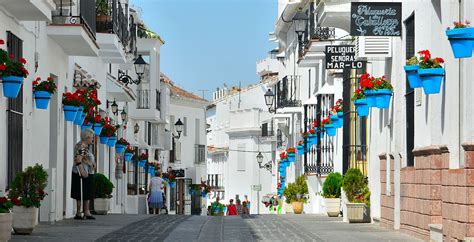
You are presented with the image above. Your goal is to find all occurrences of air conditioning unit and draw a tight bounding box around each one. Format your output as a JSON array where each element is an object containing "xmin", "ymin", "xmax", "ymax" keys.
[{"xmin": 355, "ymin": 36, "xmax": 392, "ymax": 59}]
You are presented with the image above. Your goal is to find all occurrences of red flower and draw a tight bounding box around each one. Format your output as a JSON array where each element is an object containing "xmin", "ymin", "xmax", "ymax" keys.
[
  {"xmin": 0, "ymin": 197, "xmax": 7, "ymax": 203},
  {"xmin": 9, "ymin": 54, "xmax": 14, "ymax": 60},
  {"xmin": 44, "ymin": 84, "xmax": 49, "ymax": 90},
  {"xmin": 435, "ymin": 57, "xmax": 444, "ymax": 63},
  {"xmin": 0, "ymin": 64, "xmax": 6, "ymax": 71},
  {"xmin": 47, "ymin": 77, "xmax": 53, "ymax": 81},
  {"xmin": 19, "ymin": 57, "xmax": 27, "ymax": 64},
  {"xmin": 355, "ymin": 88, "xmax": 361, "ymax": 93},
  {"xmin": 11, "ymin": 197, "xmax": 20, "ymax": 206},
  {"xmin": 376, "ymin": 80, "xmax": 381, "ymax": 86},
  {"xmin": 32, "ymin": 80, "xmax": 39, "ymax": 86},
  {"xmin": 123, "ymin": 125, "xmax": 127, "ymax": 130},
  {"xmin": 0, "ymin": 39, "xmax": 4, "ymax": 45}
]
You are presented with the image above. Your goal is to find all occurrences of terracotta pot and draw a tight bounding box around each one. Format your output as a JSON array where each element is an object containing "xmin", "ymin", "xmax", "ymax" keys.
[
  {"xmin": 292, "ymin": 201, "xmax": 304, "ymax": 214},
  {"xmin": 12, "ymin": 206, "xmax": 38, "ymax": 234},
  {"xmin": 346, "ymin": 203, "xmax": 370, "ymax": 223},
  {"xmin": 0, "ymin": 213, "xmax": 12, "ymax": 241},
  {"xmin": 94, "ymin": 198, "xmax": 110, "ymax": 215},
  {"xmin": 324, "ymin": 198, "xmax": 341, "ymax": 217}
]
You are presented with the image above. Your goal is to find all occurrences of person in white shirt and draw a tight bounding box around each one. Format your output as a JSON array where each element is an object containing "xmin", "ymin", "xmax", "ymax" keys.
[{"xmin": 148, "ymin": 172, "xmax": 168, "ymax": 214}]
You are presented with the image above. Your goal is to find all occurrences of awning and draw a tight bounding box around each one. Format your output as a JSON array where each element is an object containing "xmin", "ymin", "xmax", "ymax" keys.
[{"xmin": 315, "ymin": 83, "xmax": 335, "ymax": 95}]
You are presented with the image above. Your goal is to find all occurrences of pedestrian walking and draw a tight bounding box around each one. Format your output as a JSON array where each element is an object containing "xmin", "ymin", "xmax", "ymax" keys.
[
  {"xmin": 236, "ymin": 199, "xmax": 243, "ymax": 215},
  {"xmin": 148, "ymin": 172, "xmax": 168, "ymax": 214},
  {"xmin": 227, "ymin": 199, "xmax": 238, "ymax": 216},
  {"xmin": 241, "ymin": 201, "xmax": 250, "ymax": 214},
  {"xmin": 244, "ymin": 195, "xmax": 250, "ymax": 211},
  {"xmin": 71, "ymin": 129, "xmax": 96, "ymax": 220}
]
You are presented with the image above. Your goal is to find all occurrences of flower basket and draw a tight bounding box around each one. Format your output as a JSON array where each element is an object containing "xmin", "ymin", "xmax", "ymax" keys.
[
  {"xmin": 374, "ymin": 89, "xmax": 392, "ymax": 109},
  {"xmin": 138, "ymin": 160, "xmax": 146, "ymax": 167},
  {"xmin": 354, "ymin": 99, "xmax": 369, "ymax": 117},
  {"xmin": 93, "ymin": 123, "xmax": 103, "ymax": 136},
  {"xmin": 73, "ymin": 106, "xmax": 84, "ymax": 125},
  {"xmin": 325, "ymin": 124, "xmax": 336, "ymax": 137},
  {"xmin": 124, "ymin": 152, "xmax": 133, "ymax": 161},
  {"xmin": 63, "ymin": 105, "xmax": 78, "ymax": 122},
  {"xmin": 82, "ymin": 123, "xmax": 93, "ymax": 131},
  {"xmin": 363, "ymin": 90, "xmax": 376, "ymax": 107},
  {"xmin": 170, "ymin": 182, "xmax": 176, "ymax": 189},
  {"xmin": 107, "ymin": 136, "xmax": 117, "ymax": 147},
  {"xmin": 115, "ymin": 144, "xmax": 126, "ymax": 154},
  {"xmin": 34, "ymin": 91, "xmax": 51, "ymax": 109},
  {"xmin": 309, "ymin": 133, "xmax": 317, "ymax": 145},
  {"xmin": 297, "ymin": 145, "xmax": 304, "ymax": 155},
  {"xmin": 419, "ymin": 68, "xmax": 445, "ymax": 94},
  {"xmin": 2, "ymin": 75, "xmax": 24, "ymax": 98},
  {"xmin": 330, "ymin": 114, "xmax": 342, "ymax": 129},
  {"xmin": 446, "ymin": 27, "xmax": 474, "ymax": 58},
  {"xmin": 337, "ymin": 111, "xmax": 343, "ymax": 118},
  {"xmin": 99, "ymin": 136, "xmax": 109, "ymax": 144},
  {"xmin": 287, "ymin": 153, "xmax": 296, "ymax": 163},
  {"xmin": 404, "ymin": 65, "xmax": 422, "ymax": 88}
]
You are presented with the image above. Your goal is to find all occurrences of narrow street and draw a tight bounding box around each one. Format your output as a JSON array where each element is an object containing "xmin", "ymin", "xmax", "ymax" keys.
[{"xmin": 11, "ymin": 214, "xmax": 419, "ymax": 242}]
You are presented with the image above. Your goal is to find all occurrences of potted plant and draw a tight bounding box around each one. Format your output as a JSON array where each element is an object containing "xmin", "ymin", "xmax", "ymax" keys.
[
  {"xmin": 283, "ymin": 175, "xmax": 308, "ymax": 214},
  {"xmin": 93, "ymin": 114, "xmax": 106, "ymax": 136},
  {"xmin": 124, "ymin": 146, "xmax": 134, "ymax": 161},
  {"xmin": 342, "ymin": 168, "xmax": 371, "ymax": 223},
  {"xmin": 93, "ymin": 173, "xmax": 114, "ymax": 215},
  {"xmin": 279, "ymin": 152, "xmax": 288, "ymax": 168},
  {"xmin": 417, "ymin": 50, "xmax": 445, "ymax": 94},
  {"xmin": 9, "ymin": 164, "xmax": 48, "ymax": 234},
  {"xmin": 297, "ymin": 140, "xmax": 304, "ymax": 155},
  {"xmin": 308, "ymin": 128, "xmax": 317, "ymax": 145},
  {"xmin": 99, "ymin": 123, "xmax": 113, "ymax": 144},
  {"xmin": 200, "ymin": 181, "xmax": 211, "ymax": 198},
  {"xmin": 96, "ymin": 0, "xmax": 111, "ymax": 22},
  {"xmin": 359, "ymin": 73, "xmax": 376, "ymax": 107},
  {"xmin": 286, "ymin": 147, "xmax": 296, "ymax": 162},
  {"xmin": 115, "ymin": 138, "xmax": 129, "ymax": 154},
  {"xmin": 82, "ymin": 111, "xmax": 95, "ymax": 130},
  {"xmin": 138, "ymin": 153, "xmax": 148, "ymax": 167},
  {"xmin": 352, "ymin": 88, "xmax": 369, "ymax": 117},
  {"xmin": 322, "ymin": 172, "xmax": 342, "ymax": 217},
  {"xmin": 32, "ymin": 77, "xmax": 57, "ymax": 109},
  {"xmin": 62, "ymin": 92, "xmax": 80, "ymax": 122},
  {"xmin": 0, "ymin": 39, "xmax": 29, "ymax": 98},
  {"xmin": 373, "ymin": 75, "xmax": 393, "ymax": 109},
  {"xmin": 333, "ymin": 99, "xmax": 343, "ymax": 128},
  {"xmin": 446, "ymin": 20, "xmax": 474, "ymax": 58},
  {"xmin": 0, "ymin": 196, "xmax": 13, "ymax": 241},
  {"xmin": 404, "ymin": 56, "xmax": 422, "ymax": 88},
  {"xmin": 322, "ymin": 116, "xmax": 335, "ymax": 137}
]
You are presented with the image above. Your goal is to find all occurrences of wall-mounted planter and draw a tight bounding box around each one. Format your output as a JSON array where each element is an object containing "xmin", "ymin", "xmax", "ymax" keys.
[
  {"xmin": 309, "ymin": 133, "xmax": 317, "ymax": 145},
  {"xmin": 63, "ymin": 105, "xmax": 78, "ymax": 122},
  {"xmin": 374, "ymin": 89, "xmax": 392, "ymax": 109},
  {"xmin": 418, "ymin": 67, "xmax": 445, "ymax": 94},
  {"xmin": 93, "ymin": 123, "xmax": 103, "ymax": 136},
  {"xmin": 124, "ymin": 152, "xmax": 133, "ymax": 161},
  {"xmin": 2, "ymin": 76, "xmax": 24, "ymax": 98},
  {"xmin": 325, "ymin": 124, "xmax": 336, "ymax": 137},
  {"xmin": 170, "ymin": 182, "xmax": 176, "ymax": 189},
  {"xmin": 363, "ymin": 90, "xmax": 376, "ymax": 107},
  {"xmin": 446, "ymin": 27, "xmax": 474, "ymax": 58},
  {"xmin": 107, "ymin": 136, "xmax": 117, "ymax": 147},
  {"xmin": 74, "ymin": 111, "xmax": 86, "ymax": 126},
  {"xmin": 34, "ymin": 91, "xmax": 51, "ymax": 109},
  {"xmin": 297, "ymin": 145, "xmax": 304, "ymax": 155},
  {"xmin": 138, "ymin": 160, "xmax": 147, "ymax": 167},
  {"xmin": 288, "ymin": 153, "xmax": 296, "ymax": 162},
  {"xmin": 115, "ymin": 144, "xmax": 126, "ymax": 154},
  {"xmin": 74, "ymin": 106, "xmax": 84, "ymax": 124},
  {"xmin": 354, "ymin": 99, "xmax": 369, "ymax": 117},
  {"xmin": 82, "ymin": 123, "xmax": 92, "ymax": 131},
  {"xmin": 404, "ymin": 65, "xmax": 422, "ymax": 88},
  {"xmin": 330, "ymin": 115, "xmax": 341, "ymax": 129},
  {"xmin": 99, "ymin": 136, "xmax": 109, "ymax": 144}
]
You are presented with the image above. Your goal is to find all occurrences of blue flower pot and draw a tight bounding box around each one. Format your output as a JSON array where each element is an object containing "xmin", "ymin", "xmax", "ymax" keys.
[
  {"xmin": 446, "ymin": 27, "xmax": 474, "ymax": 58},
  {"xmin": 325, "ymin": 124, "xmax": 336, "ymax": 137},
  {"xmin": 201, "ymin": 191, "xmax": 207, "ymax": 198},
  {"xmin": 297, "ymin": 145, "xmax": 304, "ymax": 155},
  {"xmin": 107, "ymin": 136, "xmax": 117, "ymax": 147},
  {"xmin": 309, "ymin": 133, "xmax": 317, "ymax": 145},
  {"xmin": 364, "ymin": 90, "xmax": 376, "ymax": 107},
  {"xmin": 150, "ymin": 170, "xmax": 156, "ymax": 177},
  {"xmin": 374, "ymin": 89, "xmax": 392, "ymax": 109},
  {"xmin": 99, "ymin": 136, "xmax": 109, "ymax": 144},
  {"xmin": 93, "ymin": 123, "xmax": 103, "ymax": 136},
  {"xmin": 81, "ymin": 123, "xmax": 93, "ymax": 131},
  {"xmin": 148, "ymin": 167, "xmax": 154, "ymax": 174},
  {"xmin": 404, "ymin": 65, "xmax": 423, "ymax": 88},
  {"xmin": 170, "ymin": 182, "xmax": 176, "ymax": 189},
  {"xmin": 288, "ymin": 153, "xmax": 296, "ymax": 162},
  {"xmin": 418, "ymin": 68, "xmax": 445, "ymax": 94},
  {"xmin": 354, "ymin": 99, "xmax": 369, "ymax": 117},
  {"xmin": 63, "ymin": 105, "xmax": 78, "ymax": 122},
  {"xmin": 2, "ymin": 76, "xmax": 24, "ymax": 98},
  {"xmin": 331, "ymin": 114, "xmax": 343, "ymax": 129},
  {"xmin": 74, "ymin": 107, "xmax": 84, "ymax": 125},
  {"xmin": 337, "ymin": 112, "xmax": 343, "ymax": 118},
  {"xmin": 74, "ymin": 110, "xmax": 86, "ymax": 126},
  {"xmin": 139, "ymin": 160, "xmax": 146, "ymax": 167},
  {"xmin": 115, "ymin": 144, "xmax": 126, "ymax": 154},
  {"xmin": 34, "ymin": 91, "xmax": 51, "ymax": 109},
  {"xmin": 124, "ymin": 152, "xmax": 133, "ymax": 161},
  {"xmin": 163, "ymin": 178, "xmax": 169, "ymax": 183}
]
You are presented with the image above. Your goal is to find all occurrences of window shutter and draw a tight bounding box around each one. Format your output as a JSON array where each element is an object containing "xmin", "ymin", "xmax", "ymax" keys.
[
  {"xmin": 237, "ymin": 144, "xmax": 246, "ymax": 171},
  {"xmin": 355, "ymin": 36, "xmax": 392, "ymax": 59}
]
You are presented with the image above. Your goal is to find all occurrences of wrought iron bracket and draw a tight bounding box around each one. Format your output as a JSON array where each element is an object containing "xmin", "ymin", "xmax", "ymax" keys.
[{"xmin": 118, "ymin": 70, "xmax": 141, "ymax": 86}]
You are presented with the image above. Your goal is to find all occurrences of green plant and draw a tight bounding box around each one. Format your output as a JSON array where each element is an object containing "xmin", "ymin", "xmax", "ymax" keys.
[
  {"xmin": 406, "ymin": 56, "xmax": 419, "ymax": 66},
  {"xmin": 96, "ymin": 0, "xmax": 111, "ymax": 16},
  {"xmin": 33, "ymin": 77, "xmax": 57, "ymax": 94},
  {"xmin": 351, "ymin": 88, "xmax": 365, "ymax": 101},
  {"xmin": 322, "ymin": 172, "xmax": 342, "ymax": 198},
  {"xmin": 0, "ymin": 197, "xmax": 13, "ymax": 213},
  {"xmin": 283, "ymin": 175, "xmax": 308, "ymax": 204},
  {"xmin": 93, "ymin": 173, "xmax": 114, "ymax": 199},
  {"xmin": 9, "ymin": 164, "xmax": 48, "ymax": 208},
  {"xmin": 342, "ymin": 168, "xmax": 370, "ymax": 206},
  {"xmin": 418, "ymin": 50, "xmax": 444, "ymax": 69}
]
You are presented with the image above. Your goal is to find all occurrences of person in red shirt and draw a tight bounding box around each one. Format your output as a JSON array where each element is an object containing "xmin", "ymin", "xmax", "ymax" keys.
[{"xmin": 227, "ymin": 199, "xmax": 238, "ymax": 216}]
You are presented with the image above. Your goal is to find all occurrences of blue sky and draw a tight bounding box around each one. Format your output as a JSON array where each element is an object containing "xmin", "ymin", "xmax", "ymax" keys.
[{"xmin": 130, "ymin": 0, "xmax": 277, "ymax": 100}]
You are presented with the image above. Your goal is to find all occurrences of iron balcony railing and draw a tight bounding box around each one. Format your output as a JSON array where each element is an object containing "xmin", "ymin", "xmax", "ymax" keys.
[
  {"xmin": 128, "ymin": 15, "xmax": 138, "ymax": 57},
  {"xmin": 136, "ymin": 89, "xmax": 150, "ymax": 109},
  {"xmin": 96, "ymin": 0, "xmax": 129, "ymax": 46},
  {"xmin": 52, "ymin": 0, "xmax": 97, "ymax": 39},
  {"xmin": 195, "ymin": 145, "xmax": 206, "ymax": 164},
  {"xmin": 276, "ymin": 75, "xmax": 302, "ymax": 109}
]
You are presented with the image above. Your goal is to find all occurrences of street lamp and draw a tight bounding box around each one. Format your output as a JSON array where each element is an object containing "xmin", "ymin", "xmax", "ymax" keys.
[
  {"xmin": 173, "ymin": 118, "xmax": 184, "ymax": 139},
  {"xmin": 293, "ymin": 10, "xmax": 309, "ymax": 49},
  {"xmin": 110, "ymin": 100, "xmax": 118, "ymax": 115},
  {"xmin": 134, "ymin": 123, "xmax": 140, "ymax": 134},
  {"xmin": 264, "ymin": 89, "xmax": 275, "ymax": 113},
  {"xmin": 120, "ymin": 109, "xmax": 127, "ymax": 123},
  {"xmin": 118, "ymin": 55, "xmax": 149, "ymax": 86},
  {"xmin": 256, "ymin": 152, "xmax": 264, "ymax": 165}
]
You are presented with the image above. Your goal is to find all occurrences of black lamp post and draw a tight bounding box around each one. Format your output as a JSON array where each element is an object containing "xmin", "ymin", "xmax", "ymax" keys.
[
  {"xmin": 134, "ymin": 123, "xmax": 140, "ymax": 134},
  {"xmin": 120, "ymin": 109, "xmax": 127, "ymax": 123},
  {"xmin": 111, "ymin": 100, "xmax": 118, "ymax": 115},
  {"xmin": 256, "ymin": 151, "xmax": 272, "ymax": 172},
  {"xmin": 118, "ymin": 55, "xmax": 149, "ymax": 86},
  {"xmin": 264, "ymin": 89, "xmax": 275, "ymax": 113},
  {"xmin": 293, "ymin": 10, "xmax": 309, "ymax": 48},
  {"xmin": 173, "ymin": 118, "xmax": 184, "ymax": 139}
]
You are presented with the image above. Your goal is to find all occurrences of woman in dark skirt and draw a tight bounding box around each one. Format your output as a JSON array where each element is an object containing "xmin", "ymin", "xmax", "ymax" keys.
[{"xmin": 71, "ymin": 128, "xmax": 96, "ymax": 220}]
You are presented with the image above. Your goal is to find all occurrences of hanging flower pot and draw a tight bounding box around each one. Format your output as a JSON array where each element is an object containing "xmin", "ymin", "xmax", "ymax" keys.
[
  {"xmin": 99, "ymin": 136, "xmax": 109, "ymax": 144},
  {"xmin": 74, "ymin": 109, "xmax": 86, "ymax": 126},
  {"xmin": 325, "ymin": 124, "xmax": 336, "ymax": 137},
  {"xmin": 81, "ymin": 123, "xmax": 92, "ymax": 131},
  {"xmin": 124, "ymin": 152, "xmax": 133, "ymax": 161},
  {"xmin": 93, "ymin": 123, "xmax": 103, "ymax": 136},
  {"xmin": 201, "ymin": 191, "xmax": 207, "ymax": 198},
  {"xmin": 33, "ymin": 91, "xmax": 51, "ymax": 109},
  {"xmin": 138, "ymin": 160, "xmax": 146, "ymax": 167},
  {"xmin": 115, "ymin": 144, "xmax": 126, "ymax": 154},
  {"xmin": 63, "ymin": 105, "xmax": 78, "ymax": 122},
  {"xmin": 308, "ymin": 130, "xmax": 317, "ymax": 145},
  {"xmin": 354, "ymin": 99, "xmax": 369, "ymax": 117},
  {"xmin": 419, "ymin": 68, "xmax": 445, "ymax": 94},
  {"xmin": 374, "ymin": 89, "xmax": 392, "ymax": 109},
  {"xmin": 150, "ymin": 169, "xmax": 156, "ymax": 177},
  {"xmin": 170, "ymin": 182, "xmax": 176, "ymax": 189},
  {"xmin": 363, "ymin": 90, "xmax": 376, "ymax": 107},
  {"xmin": 107, "ymin": 136, "xmax": 117, "ymax": 147},
  {"xmin": 2, "ymin": 76, "xmax": 23, "ymax": 99},
  {"xmin": 287, "ymin": 153, "xmax": 296, "ymax": 162},
  {"xmin": 297, "ymin": 145, "xmax": 304, "ymax": 155},
  {"xmin": 404, "ymin": 65, "xmax": 423, "ymax": 88},
  {"xmin": 446, "ymin": 21, "xmax": 474, "ymax": 58}
]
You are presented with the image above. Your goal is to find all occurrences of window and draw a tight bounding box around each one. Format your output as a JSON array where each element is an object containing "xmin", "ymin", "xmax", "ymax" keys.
[
  {"xmin": 405, "ymin": 14, "xmax": 415, "ymax": 167},
  {"xmin": 170, "ymin": 115, "xmax": 175, "ymax": 133},
  {"xmin": 183, "ymin": 117, "xmax": 187, "ymax": 136},
  {"xmin": 195, "ymin": 145, "xmax": 205, "ymax": 164},
  {"xmin": 237, "ymin": 144, "xmax": 246, "ymax": 171},
  {"xmin": 175, "ymin": 141, "xmax": 181, "ymax": 162},
  {"xmin": 195, "ymin": 118, "xmax": 200, "ymax": 143}
]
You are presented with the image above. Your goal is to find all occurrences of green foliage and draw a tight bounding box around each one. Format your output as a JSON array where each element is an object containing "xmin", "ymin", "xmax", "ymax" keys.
[
  {"xmin": 96, "ymin": 0, "xmax": 111, "ymax": 16},
  {"xmin": 283, "ymin": 175, "xmax": 309, "ymax": 204},
  {"xmin": 9, "ymin": 164, "xmax": 48, "ymax": 208},
  {"xmin": 322, "ymin": 172, "xmax": 342, "ymax": 198},
  {"xmin": 93, "ymin": 173, "xmax": 114, "ymax": 199},
  {"xmin": 406, "ymin": 56, "xmax": 419, "ymax": 66},
  {"xmin": 0, "ymin": 197, "xmax": 13, "ymax": 213},
  {"xmin": 342, "ymin": 168, "xmax": 370, "ymax": 206}
]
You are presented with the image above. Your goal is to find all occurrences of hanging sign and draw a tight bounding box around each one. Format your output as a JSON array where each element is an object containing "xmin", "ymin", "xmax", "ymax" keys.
[
  {"xmin": 325, "ymin": 45, "xmax": 364, "ymax": 69},
  {"xmin": 351, "ymin": 2, "xmax": 402, "ymax": 36}
]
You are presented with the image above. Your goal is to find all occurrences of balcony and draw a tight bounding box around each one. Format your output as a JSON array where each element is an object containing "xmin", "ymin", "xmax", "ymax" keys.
[
  {"xmin": 47, "ymin": 0, "xmax": 99, "ymax": 56},
  {"xmin": 276, "ymin": 75, "xmax": 302, "ymax": 109},
  {"xmin": 0, "ymin": 0, "xmax": 56, "ymax": 21},
  {"xmin": 299, "ymin": 27, "xmax": 336, "ymax": 67},
  {"xmin": 128, "ymin": 89, "xmax": 163, "ymax": 122},
  {"xmin": 227, "ymin": 109, "xmax": 263, "ymax": 136},
  {"xmin": 195, "ymin": 145, "xmax": 206, "ymax": 165},
  {"xmin": 316, "ymin": 0, "xmax": 351, "ymax": 32},
  {"xmin": 256, "ymin": 57, "xmax": 280, "ymax": 77},
  {"xmin": 208, "ymin": 174, "xmax": 224, "ymax": 191},
  {"xmin": 96, "ymin": 0, "xmax": 128, "ymax": 63}
]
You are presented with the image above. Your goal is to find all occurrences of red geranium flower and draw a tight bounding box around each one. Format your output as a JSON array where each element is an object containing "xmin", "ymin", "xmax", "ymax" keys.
[
  {"xmin": 0, "ymin": 39, "xmax": 4, "ymax": 45},
  {"xmin": 9, "ymin": 54, "xmax": 14, "ymax": 60},
  {"xmin": 19, "ymin": 57, "xmax": 27, "ymax": 64},
  {"xmin": 435, "ymin": 57, "xmax": 444, "ymax": 63}
]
